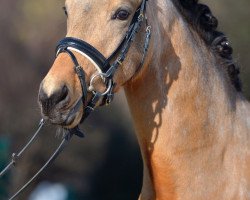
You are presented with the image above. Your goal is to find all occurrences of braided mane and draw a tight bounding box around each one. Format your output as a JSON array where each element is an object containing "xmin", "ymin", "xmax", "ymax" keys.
[{"xmin": 171, "ymin": 0, "xmax": 242, "ymax": 91}]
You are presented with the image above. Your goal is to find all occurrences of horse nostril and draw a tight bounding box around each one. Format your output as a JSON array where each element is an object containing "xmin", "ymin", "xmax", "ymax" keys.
[
  {"xmin": 39, "ymin": 85, "xmax": 69, "ymax": 114},
  {"xmin": 55, "ymin": 85, "xmax": 69, "ymax": 105}
]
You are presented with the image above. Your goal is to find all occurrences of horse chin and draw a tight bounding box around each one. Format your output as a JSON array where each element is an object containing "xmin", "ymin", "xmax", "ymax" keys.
[
  {"xmin": 62, "ymin": 111, "xmax": 83, "ymax": 129},
  {"xmin": 61, "ymin": 98, "xmax": 83, "ymax": 128}
]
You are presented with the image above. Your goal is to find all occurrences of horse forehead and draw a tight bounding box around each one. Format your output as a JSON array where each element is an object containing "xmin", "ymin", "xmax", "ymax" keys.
[
  {"xmin": 66, "ymin": 0, "xmax": 140, "ymax": 8},
  {"xmin": 65, "ymin": 0, "xmax": 108, "ymax": 5}
]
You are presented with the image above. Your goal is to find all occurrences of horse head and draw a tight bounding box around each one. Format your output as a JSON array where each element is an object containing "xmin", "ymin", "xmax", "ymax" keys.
[{"xmin": 38, "ymin": 0, "xmax": 150, "ymax": 128}]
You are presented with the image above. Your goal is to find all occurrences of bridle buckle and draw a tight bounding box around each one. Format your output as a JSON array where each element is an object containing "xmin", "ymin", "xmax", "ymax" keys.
[{"xmin": 138, "ymin": 13, "xmax": 144, "ymax": 21}]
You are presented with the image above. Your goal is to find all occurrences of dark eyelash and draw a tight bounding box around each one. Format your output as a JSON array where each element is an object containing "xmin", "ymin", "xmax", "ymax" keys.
[{"xmin": 112, "ymin": 9, "xmax": 130, "ymax": 20}]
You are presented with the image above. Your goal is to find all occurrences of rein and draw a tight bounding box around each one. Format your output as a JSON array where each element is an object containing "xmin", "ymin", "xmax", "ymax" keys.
[
  {"xmin": 0, "ymin": 0, "xmax": 151, "ymax": 199},
  {"xmin": 0, "ymin": 120, "xmax": 83, "ymax": 200},
  {"xmin": 0, "ymin": 119, "xmax": 45, "ymax": 179}
]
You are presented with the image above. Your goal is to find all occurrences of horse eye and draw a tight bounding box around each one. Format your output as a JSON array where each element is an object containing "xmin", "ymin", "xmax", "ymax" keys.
[
  {"xmin": 113, "ymin": 9, "xmax": 130, "ymax": 20},
  {"xmin": 62, "ymin": 6, "xmax": 68, "ymax": 17}
]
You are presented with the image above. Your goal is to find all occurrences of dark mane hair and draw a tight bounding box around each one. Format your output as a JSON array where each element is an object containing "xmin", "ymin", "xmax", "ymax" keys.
[{"xmin": 171, "ymin": 0, "xmax": 242, "ymax": 91}]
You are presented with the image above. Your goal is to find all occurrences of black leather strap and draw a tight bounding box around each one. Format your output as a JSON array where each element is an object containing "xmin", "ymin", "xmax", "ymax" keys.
[
  {"xmin": 57, "ymin": 37, "xmax": 111, "ymax": 72},
  {"xmin": 55, "ymin": 0, "xmax": 149, "ymax": 124},
  {"xmin": 58, "ymin": 49, "xmax": 88, "ymax": 105}
]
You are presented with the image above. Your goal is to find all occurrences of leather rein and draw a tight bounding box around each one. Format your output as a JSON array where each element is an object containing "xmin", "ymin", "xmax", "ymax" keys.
[{"xmin": 0, "ymin": 0, "xmax": 151, "ymax": 199}]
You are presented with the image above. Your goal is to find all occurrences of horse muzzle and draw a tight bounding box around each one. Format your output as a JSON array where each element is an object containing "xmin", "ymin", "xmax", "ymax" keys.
[{"xmin": 38, "ymin": 84, "xmax": 82, "ymax": 127}]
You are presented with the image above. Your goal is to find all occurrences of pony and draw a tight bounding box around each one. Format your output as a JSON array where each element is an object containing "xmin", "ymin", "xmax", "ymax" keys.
[{"xmin": 38, "ymin": 0, "xmax": 250, "ymax": 199}]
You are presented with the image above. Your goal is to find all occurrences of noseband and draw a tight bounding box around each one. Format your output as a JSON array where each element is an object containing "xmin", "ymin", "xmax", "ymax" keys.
[
  {"xmin": 56, "ymin": 0, "xmax": 151, "ymax": 123},
  {"xmin": 0, "ymin": 0, "xmax": 151, "ymax": 199}
]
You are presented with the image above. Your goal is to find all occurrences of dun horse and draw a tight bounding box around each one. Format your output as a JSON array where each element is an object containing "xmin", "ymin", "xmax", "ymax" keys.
[{"xmin": 38, "ymin": 0, "xmax": 250, "ymax": 199}]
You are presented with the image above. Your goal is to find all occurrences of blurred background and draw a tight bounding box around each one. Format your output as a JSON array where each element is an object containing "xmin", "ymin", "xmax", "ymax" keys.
[{"xmin": 0, "ymin": 0, "xmax": 249, "ymax": 199}]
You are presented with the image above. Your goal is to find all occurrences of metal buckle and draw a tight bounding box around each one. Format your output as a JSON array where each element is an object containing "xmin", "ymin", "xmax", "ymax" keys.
[
  {"xmin": 146, "ymin": 25, "xmax": 151, "ymax": 34},
  {"xmin": 117, "ymin": 59, "xmax": 123, "ymax": 66},
  {"xmin": 138, "ymin": 13, "xmax": 144, "ymax": 21},
  {"xmin": 86, "ymin": 106, "xmax": 94, "ymax": 111},
  {"xmin": 12, "ymin": 153, "xmax": 18, "ymax": 166}
]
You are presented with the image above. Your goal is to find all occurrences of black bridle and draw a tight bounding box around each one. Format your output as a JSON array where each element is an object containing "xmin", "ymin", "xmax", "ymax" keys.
[
  {"xmin": 56, "ymin": 0, "xmax": 151, "ymax": 123},
  {"xmin": 0, "ymin": 0, "xmax": 151, "ymax": 199}
]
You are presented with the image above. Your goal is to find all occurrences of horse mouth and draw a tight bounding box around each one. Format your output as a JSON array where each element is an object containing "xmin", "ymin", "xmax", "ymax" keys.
[{"xmin": 41, "ymin": 97, "xmax": 83, "ymax": 128}]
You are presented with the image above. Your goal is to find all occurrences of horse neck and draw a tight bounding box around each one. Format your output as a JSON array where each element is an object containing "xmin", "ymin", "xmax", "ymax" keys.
[{"xmin": 124, "ymin": 0, "xmax": 247, "ymax": 199}]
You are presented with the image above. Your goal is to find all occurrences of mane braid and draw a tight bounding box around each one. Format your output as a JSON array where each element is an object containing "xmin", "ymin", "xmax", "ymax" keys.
[{"xmin": 171, "ymin": 0, "xmax": 242, "ymax": 91}]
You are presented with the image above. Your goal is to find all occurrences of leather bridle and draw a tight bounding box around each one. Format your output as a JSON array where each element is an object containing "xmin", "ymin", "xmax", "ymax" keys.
[
  {"xmin": 56, "ymin": 0, "xmax": 151, "ymax": 124},
  {"xmin": 0, "ymin": 0, "xmax": 151, "ymax": 199}
]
